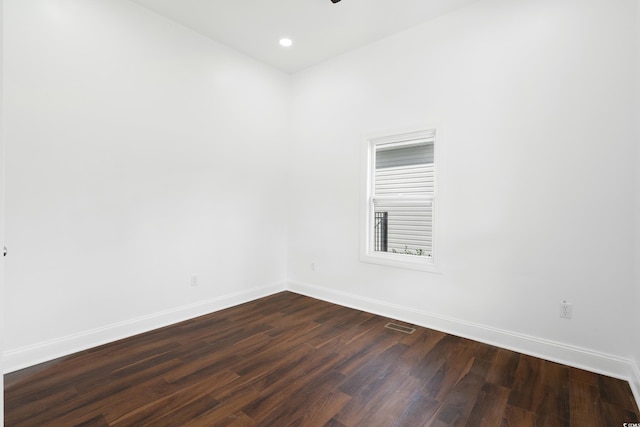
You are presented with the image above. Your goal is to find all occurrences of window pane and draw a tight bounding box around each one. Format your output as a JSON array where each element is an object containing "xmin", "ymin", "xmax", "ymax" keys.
[
  {"xmin": 372, "ymin": 142, "xmax": 434, "ymax": 257},
  {"xmin": 374, "ymin": 211, "xmax": 388, "ymax": 252},
  {"xmin": 375, "ymin": 144, "xmax": 434, "ymax": 197},
  {"xmin": 376, "ymin": 144, "xmax": 433, "ymax": 169},
  {"xmin": 373, "ymin": 200, "xmax": 432, "ymax": 257}
]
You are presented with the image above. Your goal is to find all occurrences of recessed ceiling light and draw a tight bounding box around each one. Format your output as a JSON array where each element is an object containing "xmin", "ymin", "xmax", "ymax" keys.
[{"xmin": 279, "ymin": 38, "xmax": 293, "ymax": 47}]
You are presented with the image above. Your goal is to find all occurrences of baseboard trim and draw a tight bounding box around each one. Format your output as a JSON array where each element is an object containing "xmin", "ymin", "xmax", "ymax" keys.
[
  {"xmin": 631, "ymin": 360, "xmax": 640, "ymax": 410},
  {"xmin": 287, "ymin": 281, "xmax": 639, "ymax": 389},
  {"xmin": 3, "ymin": 282, "xmax": 286, "ymax": 374}
]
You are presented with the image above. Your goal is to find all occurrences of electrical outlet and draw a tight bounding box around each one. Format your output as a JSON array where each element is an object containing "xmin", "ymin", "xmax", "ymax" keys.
[
  {"xmin": 560, "ymin": 301, "xmax": 572, "ymax": 319},
  {"xmin": 311, "ymin": 262, "xmax": 317, "ymax": 272},
  {"xmin": 191, "ymin": 275, "xmax": 198, "ymax": 287}
]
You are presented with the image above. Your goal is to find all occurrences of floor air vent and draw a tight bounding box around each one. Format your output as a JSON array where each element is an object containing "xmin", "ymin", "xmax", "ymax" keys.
[{"xmin": 384, "ymin": 322, "xmax": 416, "ymax": 334}]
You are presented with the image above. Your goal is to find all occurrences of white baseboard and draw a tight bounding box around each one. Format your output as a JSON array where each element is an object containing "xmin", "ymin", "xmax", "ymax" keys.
[
  {"xmin": 288, "ymin": 280, "xmax": 640, "ymax": 394},
  {"xmin": 631, "ymin": 360, "xmax": 640, "ymax": 411},
  {"xmin": 3, "ymin": 282, "xmax": 286, "ymax": 374}
]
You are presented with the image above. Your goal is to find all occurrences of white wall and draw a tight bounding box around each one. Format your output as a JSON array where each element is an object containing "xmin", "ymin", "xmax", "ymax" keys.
[
  {"xmin": 288, "ymin": 0, "xmax": 638, "ymax": 374},
  {"xmin": 634, "ymin": 0, "xmax": 640, "ymax": 397},
  {"xmin": 3, "ymin": 0, "xmax": 290, "ymax": 369},
  {"xmin": 1, "ymin": 0, "xmax": 5, "ymax": 417}
]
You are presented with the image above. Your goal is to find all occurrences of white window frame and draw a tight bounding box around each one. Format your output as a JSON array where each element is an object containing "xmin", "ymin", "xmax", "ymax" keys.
[{"xmin": 360, "ymin": 126, "xmax": 440, "ymax": 272}]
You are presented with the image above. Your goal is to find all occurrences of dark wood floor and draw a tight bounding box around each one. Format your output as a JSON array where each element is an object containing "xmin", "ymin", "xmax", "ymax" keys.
[{"xmin": 5, "ymin": 292, "xmax": 639, "ymax": 426}]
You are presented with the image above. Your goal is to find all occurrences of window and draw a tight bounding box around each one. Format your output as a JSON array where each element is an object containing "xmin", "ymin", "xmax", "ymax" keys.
[{"xmin": 361, "ymin": 128, "xmax": 438, "ymax": 272}]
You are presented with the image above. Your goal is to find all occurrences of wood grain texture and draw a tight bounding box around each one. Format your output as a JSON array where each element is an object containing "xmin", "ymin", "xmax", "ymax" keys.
[{"xmin": 5, "ymin": 292, "xmax": 639, "ymax": 426}]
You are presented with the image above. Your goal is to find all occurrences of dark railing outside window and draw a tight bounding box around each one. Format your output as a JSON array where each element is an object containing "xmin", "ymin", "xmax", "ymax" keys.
[{"xmin": 374, "ymin": 211, "xmax": 388, "ymax": 252}]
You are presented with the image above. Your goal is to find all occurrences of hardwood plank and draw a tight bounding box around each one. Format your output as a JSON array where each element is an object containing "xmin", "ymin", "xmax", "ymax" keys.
[
  {"xmin": 286, "ymin": 390, "xmax": 352, "ymax": 427},
  {"xmin": 393, "ymin": 394, "xmax": 441, "ymax": 427},
  {"xmin": 397, "ymin": 327, "xmax": 446, "ymax": 368},
  {"xmin": 4, "ymin": 383, "xmax": 78, "ymax": 425},
  {"xmin": 569, "ymin": 381, "xmax": 603, "ymax": 426},
  {"xmin": 324, "ymin": 418, "xmax": 349, "ymax": 427},
  {"xmin": 334, "ymin": 361, "xmax": 414, "ymax": 427},
  {"xmin": 424, "ymin": 341, "xmax": 481, "ymax": 402},
  {"xmin": 108, "ymin": 370, "xmax": 239, "ymax": 425},
  {"xmin": 74, "ymin": 415, "xmax": 111, "ymax": 427},
  {"xmin": 241, "ymin": 352, "xmax": 343, "ymax": 422},
  {"xmin": 507, "ymin": 354, "xmax": 545, "ymax": 412},
  {"xmin": 358, "ymin": 374, "xmax": 436, "ymax": 427},
  {"xmin": 216, "ymin": 412, "xmax": 255, "ymax": 427},
  {"xmin": 332, "ymin": 320, "xmax": 400, "ymax": 377},
  {"xmin": 431, "ymin": 357, "xmax": 491, "ymax": 426},
  {"xmin": 598, "ymin": 374, "xmax": 640, "ymax": 413},
  {"xmin": 487, "ymin": 348, "xmax": 521, "ymax": 388},
  {"xmin": 500, "ymin": 405, "xmax": 536, "ymax": 427},
  {"xmin": 507, "ymin": 356, "xmax": 572, "ymax": 427},
  {"xmin": 568, "ymin": 366, "xmax": 599, "ymax": 387},
  {"xmin": 178, "ymin": 386, "xmax": 262, "ymax": 426},
  {"xmin": 599, "ymin": 401, "xmax": 640, "ymax": 427},
  {"xmin": 534, "ymin": 361, "xmax": 571, "ymax": 427},
  {"xmin": 465, "ymin": 382, "xmax": 511, "ymax": 427},
  {"xmin": 338, "ymin": 343, "xmax": 409, "ymax": 396},
  {"xmin": 254, "ymin": 370, "xmax": 347, "ymax": 426},
  {"xmin": 5, "ymin": 291, "xmax": 639, "ymax": 426},
  {"xmin": 410, "ymin": 334, "xmax": 460, "ymax": 383},
  {"xmin": 306, "ymin": 310, "xmax": 377, "ymax": 349},
  {"xmin": 8, "ymin": 358, "xmax": 184, "ymax": 427}
]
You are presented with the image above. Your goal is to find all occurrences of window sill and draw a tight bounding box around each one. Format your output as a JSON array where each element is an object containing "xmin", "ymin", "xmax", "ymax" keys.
[{"xmin": 360, "ymin": 252, "xmax": 440, "ymax": 273}]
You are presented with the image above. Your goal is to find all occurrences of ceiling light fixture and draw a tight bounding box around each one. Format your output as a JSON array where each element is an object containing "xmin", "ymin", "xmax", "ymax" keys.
[
  {"xmin": 279, "ymin": 38, "xmax": 293, "ymax": 47},
  {"xmin": 331, "ymin": 0, "xmax": 341, "ymax": 3}
]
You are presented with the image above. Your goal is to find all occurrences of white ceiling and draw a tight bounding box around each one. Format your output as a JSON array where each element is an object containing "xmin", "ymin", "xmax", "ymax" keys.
[{"xmin": 130, "ymin": 0, "xmax": 480, "ymax": 74}]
